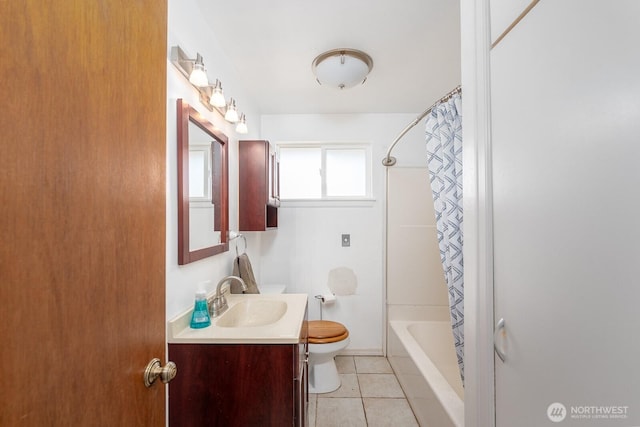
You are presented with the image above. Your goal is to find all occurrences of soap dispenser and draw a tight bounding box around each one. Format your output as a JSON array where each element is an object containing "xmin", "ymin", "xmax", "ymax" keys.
[{"xmin": 190, "ymin": 290, "xmax": 211, "ymax": 329}]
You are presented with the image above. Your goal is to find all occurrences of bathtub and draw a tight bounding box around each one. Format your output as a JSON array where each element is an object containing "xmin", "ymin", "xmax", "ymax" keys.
[{"xmin": 388, "ymin": 320, "xmax": 464, "ymax": 427}]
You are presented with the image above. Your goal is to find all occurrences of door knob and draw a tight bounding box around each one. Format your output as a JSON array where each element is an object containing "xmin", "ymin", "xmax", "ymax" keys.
[{"xmin": 144, "ymin": 358, "xmax": 177, "ymax": 387}]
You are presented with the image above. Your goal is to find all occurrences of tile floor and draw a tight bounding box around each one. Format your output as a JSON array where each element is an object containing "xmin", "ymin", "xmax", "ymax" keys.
[{"xmin": 307, "ymin": 356, "xmax": 418, "ymax": 427}]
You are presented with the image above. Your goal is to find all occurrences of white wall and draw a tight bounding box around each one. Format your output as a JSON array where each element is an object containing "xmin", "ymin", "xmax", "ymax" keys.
[
  {"xmin": 489, "ymin": 0, "xmax": 532, "ymax": 43},
  {"xmin": 166, "ymin": 0, "xmax": 261, "ymax": 319},
  {"xmin": 260, "ymin": 114, "xmax": 421, "ymax": 355}
]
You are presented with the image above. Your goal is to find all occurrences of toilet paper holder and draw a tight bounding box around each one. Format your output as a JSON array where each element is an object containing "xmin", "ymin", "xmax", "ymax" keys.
[{"xmin": 314, "ymin": 293, "xmax": 336, "ymax": 320}]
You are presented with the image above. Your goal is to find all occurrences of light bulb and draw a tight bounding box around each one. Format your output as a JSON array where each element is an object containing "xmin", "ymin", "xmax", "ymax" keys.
[
  {"xmin": 189, "ymin": 53, "xmax": 208, "ymax": 87},
  {"xmin": 224, "ymin": 99, "xmax": 239, "ymax": 123},
  {"xmin": 209, "ymin": 80, "xmax": 226, "ymax": 108},
  {"xmin": 236, "ymin": 114, "xmax": 248, "ymax": 134}
]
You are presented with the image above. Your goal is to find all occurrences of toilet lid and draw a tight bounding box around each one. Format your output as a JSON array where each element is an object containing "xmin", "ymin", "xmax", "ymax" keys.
[{"xmin": 308, "ymin": 320, "xmax": 349, "ymax": 344}]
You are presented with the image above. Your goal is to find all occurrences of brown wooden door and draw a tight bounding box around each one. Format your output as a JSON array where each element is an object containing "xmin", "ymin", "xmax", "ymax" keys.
[{"xmin": 0, "ymin": 1, "xmax": 167, "ymax": 425}]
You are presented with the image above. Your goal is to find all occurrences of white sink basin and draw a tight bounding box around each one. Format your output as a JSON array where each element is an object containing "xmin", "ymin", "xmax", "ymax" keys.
[
  {"xmin": 216, "ymin": 299, "xmax": 288, "ymax": 327},
  {"xmin": 168, "ymin": 293, "xmax": 308, "ymax": 344}
]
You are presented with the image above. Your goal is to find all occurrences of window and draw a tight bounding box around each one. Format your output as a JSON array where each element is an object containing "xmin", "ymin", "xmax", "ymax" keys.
[
  {"xmin": 188, "ymin": 144, "xmax": 211, "ymax": 201},
  {"xmin": 278, "ymin": 142, "xmax": 372, "ymax": 201}
]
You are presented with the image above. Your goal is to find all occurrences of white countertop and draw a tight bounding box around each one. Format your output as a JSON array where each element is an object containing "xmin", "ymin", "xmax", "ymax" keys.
[{"xmin": 168, "ymin": 292, "xmax": 308, "ymax": 344}]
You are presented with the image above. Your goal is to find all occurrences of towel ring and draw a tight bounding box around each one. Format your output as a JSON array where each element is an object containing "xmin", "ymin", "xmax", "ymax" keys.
[
  {"xmin": 228, "ymin": 231, "xmax": 247, "ymax": 256},
  {"xmin": 234, "ymin": 234, "xmax": 247, "ymax": 256}
]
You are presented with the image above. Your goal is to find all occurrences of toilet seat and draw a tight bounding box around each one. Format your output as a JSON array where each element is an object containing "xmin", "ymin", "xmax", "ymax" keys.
[{"xmin": 308, "ymin": 320, "xmax": 349, "ymax": 344}]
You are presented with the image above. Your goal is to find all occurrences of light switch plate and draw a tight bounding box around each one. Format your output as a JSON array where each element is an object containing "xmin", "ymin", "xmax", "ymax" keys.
[{"xmin": 341, "ymin": 234, "xmax": 350, "ymax": 247}]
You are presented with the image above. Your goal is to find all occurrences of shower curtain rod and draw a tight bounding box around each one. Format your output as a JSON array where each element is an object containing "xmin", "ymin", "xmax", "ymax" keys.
[{"xmin": 382, "ymin": 85, "xmax": 462, "ymax": 167}]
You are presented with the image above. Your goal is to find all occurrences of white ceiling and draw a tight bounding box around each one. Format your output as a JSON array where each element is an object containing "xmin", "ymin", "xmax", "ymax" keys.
[{"xmin": 196, "ymin": 0, "xmax": 461, "ymax": 115}]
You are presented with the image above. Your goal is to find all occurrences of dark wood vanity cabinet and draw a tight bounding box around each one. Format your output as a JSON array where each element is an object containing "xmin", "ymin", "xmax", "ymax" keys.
[
  {"xmin": 239, "ymin": 140, "xmax": 279, "ymax": 231},
  {"xmin": 168, "ymin": 318, "xmax": 308, "ymax": 426}
]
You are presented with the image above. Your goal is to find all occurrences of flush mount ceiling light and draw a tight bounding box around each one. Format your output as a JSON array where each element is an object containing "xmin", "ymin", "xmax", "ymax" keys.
[{"xmin": 312, "ymin": 48, "xmax": 373, "ymax": 90}]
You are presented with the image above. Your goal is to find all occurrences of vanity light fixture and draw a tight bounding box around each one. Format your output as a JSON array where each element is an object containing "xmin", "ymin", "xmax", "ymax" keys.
[
  {"xmin": 170, "ymin": 45, "xmax": 249, "ymax": 133},
  {"xmin": 312, "ymin": 48, "xmax": 374, "ymax": 90},
  {"xmin": 224, "ymin": 99, "xmax": 239, "ymax": 123},
  {"xmin": 235, "ymin": 114, "xmax": 248, "ymax": 134}
]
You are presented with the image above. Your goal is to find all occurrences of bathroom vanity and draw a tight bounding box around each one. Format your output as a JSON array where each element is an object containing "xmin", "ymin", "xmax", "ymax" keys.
[{"xmin": 167, "ymin": 293, "xmax": 308, "ymax": 427}]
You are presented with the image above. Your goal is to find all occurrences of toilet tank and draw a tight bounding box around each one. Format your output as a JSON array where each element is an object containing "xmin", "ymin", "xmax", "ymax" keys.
[{"xmin": 259, "ymin": 284, "xmax": 287, "ymax": 294}]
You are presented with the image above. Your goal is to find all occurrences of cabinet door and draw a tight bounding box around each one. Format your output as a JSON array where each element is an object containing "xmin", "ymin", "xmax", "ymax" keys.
[
  {"xmin": 169, "ymin": 344, "xmax": 296, "ymax": 426},
  {"xmin": 295, "ymin": 317, "xmax": 309, "ymax": 427},
  {"xmin": 239, "ymin": 139, "xmax": 278, "ymax": 230},
  {"xmin": 294, "ymin": 360, "xmax": 306, "ymax": 427},
  {"xmin": 491, "ymin": 1, "xmax": 640, "ymax": 426}
]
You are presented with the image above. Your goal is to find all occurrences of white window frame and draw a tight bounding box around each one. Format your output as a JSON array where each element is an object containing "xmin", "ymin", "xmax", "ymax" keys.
[
  {"xmin": 188, "ymin": 143, "xmax": 212, "ymax": 202},
  {"xmin": 276, "ymin": 141, "xmax": 375, "ymax": 206}
]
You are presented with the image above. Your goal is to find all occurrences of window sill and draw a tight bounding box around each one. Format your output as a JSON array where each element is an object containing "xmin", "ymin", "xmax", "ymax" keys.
[{"xmin": 280, "ymin": 198, "xmax": 376, "ymax": 208}]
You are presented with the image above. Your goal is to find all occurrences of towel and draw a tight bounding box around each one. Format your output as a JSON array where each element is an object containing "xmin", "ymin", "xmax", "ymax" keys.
[{"xmin": 231, "ymin": 253, "xmax": 260, "ymax": 294}]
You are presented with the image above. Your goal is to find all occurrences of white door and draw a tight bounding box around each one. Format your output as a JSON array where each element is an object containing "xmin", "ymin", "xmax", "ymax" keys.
[{"xmin": 491, "ymin": 1, "xmax": 640, "ymax": 426}]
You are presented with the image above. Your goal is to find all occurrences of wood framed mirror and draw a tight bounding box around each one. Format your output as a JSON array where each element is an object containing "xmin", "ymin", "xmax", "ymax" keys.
[{"xmin": 177, "ymin": 99, "xmax": 229, "ymax": 264}]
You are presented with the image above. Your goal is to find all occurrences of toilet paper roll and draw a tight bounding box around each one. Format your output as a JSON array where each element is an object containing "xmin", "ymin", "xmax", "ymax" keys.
[{"xmin": 319, "ymin": 293, "xmax": 336, "ymax": 305}]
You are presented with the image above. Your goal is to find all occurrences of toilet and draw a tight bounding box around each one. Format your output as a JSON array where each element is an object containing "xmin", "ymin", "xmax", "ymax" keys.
[{"xmin": 307, "ymin": 320, "xmax": 350, "ymax": 393}]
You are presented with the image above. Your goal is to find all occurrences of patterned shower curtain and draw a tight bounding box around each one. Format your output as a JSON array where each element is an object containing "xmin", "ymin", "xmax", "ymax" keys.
[{"xmin": 425, "ymin": 92, "xmax": 464, "ymax": 384}]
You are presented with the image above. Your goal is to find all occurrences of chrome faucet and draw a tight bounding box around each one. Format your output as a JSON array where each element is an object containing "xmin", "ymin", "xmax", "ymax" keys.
[{"xmin": 208, "ymin": 275, "xmax": 247, "ymax": 318}]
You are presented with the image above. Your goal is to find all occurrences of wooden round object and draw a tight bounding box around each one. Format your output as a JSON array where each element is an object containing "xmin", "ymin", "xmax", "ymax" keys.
[{"xmin": 308, "ymin": 320, "xmax": 349, "ymax": 344}]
